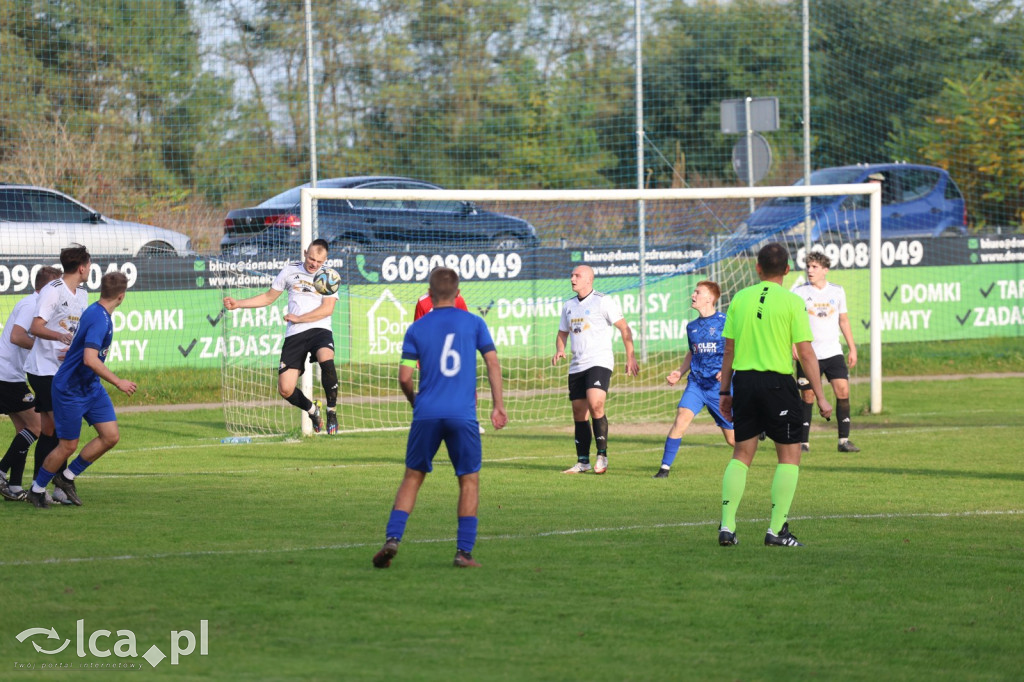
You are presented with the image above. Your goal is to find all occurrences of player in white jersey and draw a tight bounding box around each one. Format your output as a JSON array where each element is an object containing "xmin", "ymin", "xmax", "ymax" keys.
[
  {"xmin": 223, "ymin": 239, "xmax": 341, "ymax": 434},
  {"xmin": 26, "ymin": 246, "xmax": 91, "ymax": 493},
  {"xmin": 792, "ymin": 251, "xmax": 860, "ymax": 453},
  {"xmin": 0, "ymin": 266, "xmax": 62, "ymax": 500},
  {"xmin": 552, "ymin": 265, "xmax": 639, "ymax": 474}
]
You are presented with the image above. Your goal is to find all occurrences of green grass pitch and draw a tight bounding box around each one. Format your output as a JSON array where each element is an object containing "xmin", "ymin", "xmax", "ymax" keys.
[{"xmin": 1, "ymin": 377, "xmax": 1021, "ymax": 680}]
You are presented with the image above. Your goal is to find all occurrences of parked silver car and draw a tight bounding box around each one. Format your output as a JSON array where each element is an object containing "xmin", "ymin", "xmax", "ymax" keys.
[{"xmin": 0, "ymin": 184, "xmax": 193, "ymax": 257}]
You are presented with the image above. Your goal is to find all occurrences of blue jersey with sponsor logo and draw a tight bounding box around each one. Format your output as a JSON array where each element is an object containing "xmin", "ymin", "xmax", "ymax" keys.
[
  {"xmin": 686, "ymin": 311, "xmax": 727, "ymax": 390},
  {"xmin": 401, "ymin": 307, "xmax": 495, "ymax": 421},
  {"xmin": 53, "ymin": 302, "xmax": 113, "ymax": 397}
]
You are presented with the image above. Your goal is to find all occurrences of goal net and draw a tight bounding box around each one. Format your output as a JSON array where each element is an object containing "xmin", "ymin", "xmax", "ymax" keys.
[{"xmin": 220, "ymin": 184, "xmax": 881, "ymax": 437}]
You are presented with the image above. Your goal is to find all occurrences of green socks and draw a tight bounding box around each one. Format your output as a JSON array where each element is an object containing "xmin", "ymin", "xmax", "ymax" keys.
[
  {"xmin": 720, "ymin": 459, "xmax": 749, "ymax": 531},
  {"xmin": 769, "ymin": 463, "xmax": 800, "ymax": 533}
]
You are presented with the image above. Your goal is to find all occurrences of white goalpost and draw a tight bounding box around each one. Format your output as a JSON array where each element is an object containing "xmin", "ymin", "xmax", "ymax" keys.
[{"xmin": 220, "ymin": 183, "xmax": 881, "ymax": 438}]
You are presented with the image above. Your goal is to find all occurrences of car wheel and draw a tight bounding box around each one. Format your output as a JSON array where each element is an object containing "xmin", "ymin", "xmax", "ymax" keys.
[
  {"xmin": 137, "ymin": 242, "xmax": 176, "ymax": 257},
  {"xmin": 490, "ymin": 234, "xmax": 523, "ymax": 251}
]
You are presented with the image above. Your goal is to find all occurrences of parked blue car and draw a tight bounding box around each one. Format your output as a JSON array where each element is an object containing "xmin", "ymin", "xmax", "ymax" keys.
[
  {"xmin": 220, "ymin": 176, "xmax": 540, "ymax": 257},
  {"xmin": 738, "ymin": 163, "xmax": 968, "ymax": 242}
]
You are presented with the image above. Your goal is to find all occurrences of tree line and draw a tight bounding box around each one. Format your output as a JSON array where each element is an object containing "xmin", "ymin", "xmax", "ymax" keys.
[{"xmin": 1, "ymin": 0, "xmax": 1021, "ymax": 235}]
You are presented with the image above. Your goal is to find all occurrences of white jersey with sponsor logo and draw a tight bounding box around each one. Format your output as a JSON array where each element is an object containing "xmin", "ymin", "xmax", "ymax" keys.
[
  {"xmin": 793, "ymin": 281, "xmax": 847, "ymax": 359},
  {"xmin": 25, "ymin": 279, "xmax": 89, "ymax": 377},
  {"xmin": 271, "ymin": 262, "xmax": 338, "ymax": 338},
  {"xmin": 558, "ymin": 290, "xmax": 624, "ymax": 373},
  {"xmin": 0, "ymin": 292, "xmax": 39, "ymax": 382}
]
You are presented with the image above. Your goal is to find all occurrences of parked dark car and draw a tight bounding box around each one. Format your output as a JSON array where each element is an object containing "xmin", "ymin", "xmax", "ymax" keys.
[
  {"xmin": 0, "ymin": 184, "xmax": 193, "ymax": 257},
  {"xmin": 738, "ymin": 163, "xmax": 968, "ymax": 241},
  {"xmin": 220, "ymin": 176, "xmax": 541, "ymax": 257}
]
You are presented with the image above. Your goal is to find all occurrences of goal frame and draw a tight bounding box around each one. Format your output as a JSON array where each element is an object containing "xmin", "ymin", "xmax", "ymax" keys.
[{"xmin": 298, "ymin": 184, "xmax": 883, "ymax": 436}]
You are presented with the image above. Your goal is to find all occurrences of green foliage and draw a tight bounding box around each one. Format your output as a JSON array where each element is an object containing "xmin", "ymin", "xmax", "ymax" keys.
[
  {"xmin": 889, "ymin": 69, "xmax": 1024, "ymax": 228},
  {"xmin": 644, "ymin": 0, "xmax": 804, "ymax": 183},
  {"xmin": 2, "ymin": 0, "xmax": 1024, "ymax": 229}
]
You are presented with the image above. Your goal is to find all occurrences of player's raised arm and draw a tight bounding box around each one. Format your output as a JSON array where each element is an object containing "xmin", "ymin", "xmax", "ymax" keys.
[
  {"xmin": 284, "ymin": 295, "xmax": 337, "ymax": 324},
  {"xmin": 223, "ymin": 288, "xmax": 282, "ymax": 311}
]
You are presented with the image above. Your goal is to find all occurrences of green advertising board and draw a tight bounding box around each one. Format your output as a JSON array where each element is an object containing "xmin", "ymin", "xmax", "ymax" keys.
[{"xmin": 1, "ymin": 259, "xmax": 1020, "ymax": 370}]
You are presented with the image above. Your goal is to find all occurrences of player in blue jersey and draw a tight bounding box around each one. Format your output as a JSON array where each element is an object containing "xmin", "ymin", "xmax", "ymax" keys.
[
  {"xmin": 653, "ymin": 281, "xmax": 735, "ymax": 478},
  {"xmin": 26, "ymin": 272, "xmax": 137, "ymax": 508},
  {"xmin": 373, "ymin": 267, "xmax": 508, "ymax": 569}
]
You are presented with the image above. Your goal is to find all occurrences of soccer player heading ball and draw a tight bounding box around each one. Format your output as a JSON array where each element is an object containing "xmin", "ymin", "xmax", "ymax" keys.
[{"xmin": 223, "ymin": 239, "xmax": 341, "ymax": 435}]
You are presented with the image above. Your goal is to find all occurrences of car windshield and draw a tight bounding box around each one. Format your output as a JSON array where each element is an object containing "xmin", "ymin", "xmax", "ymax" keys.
[{"xmin": 766, "ymin": 168, "xmax": 868, "ymax": 206}]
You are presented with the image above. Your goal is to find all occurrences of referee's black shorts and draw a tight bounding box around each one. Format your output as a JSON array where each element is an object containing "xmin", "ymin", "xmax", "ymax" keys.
[{"xmin": 732, "ymin": 370, "xmax": 804, "ymax": 444}]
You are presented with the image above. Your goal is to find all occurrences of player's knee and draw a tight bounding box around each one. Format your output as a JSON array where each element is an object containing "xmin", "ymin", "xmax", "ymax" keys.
[{"xmin": 277, "ymin": 385, "xmax": 293, "ymax": 400}]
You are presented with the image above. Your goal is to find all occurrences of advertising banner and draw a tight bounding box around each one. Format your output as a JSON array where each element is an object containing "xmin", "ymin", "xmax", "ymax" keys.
[{"xmin": 2, "ymin": 237, "xmax": 1021, "ymax": 370}]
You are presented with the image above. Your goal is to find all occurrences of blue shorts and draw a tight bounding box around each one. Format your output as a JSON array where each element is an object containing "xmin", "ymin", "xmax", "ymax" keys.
[
  {"xmin": 53, "ymin": 383, "xmax": 117, "ymax": 441},
  {"xmin": 406, "ymin": 419, "xmax": 482, "ymax": 477},
  {"xmin": 677, "ymin": 381, "xmax": 734, "ymax": 430}
]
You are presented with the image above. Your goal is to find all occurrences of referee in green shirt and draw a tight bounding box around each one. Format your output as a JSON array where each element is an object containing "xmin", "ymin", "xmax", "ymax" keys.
[{"xmin": 717, "ymin": 244, "xmax": 833, "ymax": 547}]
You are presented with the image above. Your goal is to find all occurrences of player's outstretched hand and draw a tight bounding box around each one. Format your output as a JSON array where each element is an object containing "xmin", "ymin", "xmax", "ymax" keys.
[
  {"xmin": 625, "ymin": 357, "xmax": 640, "ymax": 377},
  {"xmin": 818, "ymin": 397, "xmax": 833, "ymax": 421},
  {"xmin": 116, "ymin": 379, "xmax": 138, "ymax": 397},
  {"xmin": 223, "ymin": 297, "xmax": 237, "ymax": 310},
  {"xmin": 666, "ymin": 369, "xmax": 682, "ymax": 385},
  {"xmin": 491, "ymin": 407, "xmax": 509, "ymax": 431},
  {"xmin": 551, "ymin": 350, "xmax": 565, "ymax": 366}
]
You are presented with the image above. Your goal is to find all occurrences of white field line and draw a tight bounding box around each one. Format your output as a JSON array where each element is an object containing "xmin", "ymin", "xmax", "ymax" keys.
[{"xmin": 1, "ymin": 509, "xmax": 1020, "ymax": 568}]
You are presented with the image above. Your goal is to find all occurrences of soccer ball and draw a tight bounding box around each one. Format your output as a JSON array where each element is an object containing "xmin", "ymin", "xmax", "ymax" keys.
[{"xmin": 313, "ymin": 267, "xmax": 340, "ymax": 295}]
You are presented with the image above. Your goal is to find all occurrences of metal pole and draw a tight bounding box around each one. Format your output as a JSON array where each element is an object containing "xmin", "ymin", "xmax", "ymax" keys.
[
  {"xmin": 869, "ymin": 185, "xmax": 882, "ymax": 413},
  {"xmin": 635, "ymin": 0, "xmax": 647, "ymax": 362},
  {"xmin": 301, "ymin": 0, "xmax": 317, "ymax": 436},
  {"xmin": 802, "ymin": 0, "xmax": 812, "ymax": 251},
  {"xmin": 304, "ymin": 0, "xmax": 318, "ymax": 200},
  {"xmin": 745, "ymin": 97, "xmax": 755, "ymax": 214}
]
